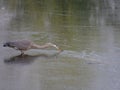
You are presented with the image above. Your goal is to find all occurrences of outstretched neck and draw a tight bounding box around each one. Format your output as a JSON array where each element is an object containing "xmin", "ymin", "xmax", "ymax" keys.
[
  {"xmin": 31, "ymin": 43, "xmax": 49, "ymax": 49},
  {"xmin": 31, "ymin": 43, "xmax": 60, "ymax": 51}
]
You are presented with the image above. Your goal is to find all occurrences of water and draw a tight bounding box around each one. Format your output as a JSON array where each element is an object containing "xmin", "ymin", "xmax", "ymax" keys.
[{"xmin": 0, "ymin": 0, "xmax": 120, "ymax": 90}]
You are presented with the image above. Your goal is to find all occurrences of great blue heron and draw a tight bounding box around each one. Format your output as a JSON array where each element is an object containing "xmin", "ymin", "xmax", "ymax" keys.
[{"xmin": 3, "ymin": 40, "xmax": 61, "ymax": 55}]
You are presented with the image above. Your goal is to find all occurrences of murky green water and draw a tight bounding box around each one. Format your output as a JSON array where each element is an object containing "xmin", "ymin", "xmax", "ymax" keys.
[{"xmin": 0, "ymin": 0, "xmax": 120, "ymax": 90}]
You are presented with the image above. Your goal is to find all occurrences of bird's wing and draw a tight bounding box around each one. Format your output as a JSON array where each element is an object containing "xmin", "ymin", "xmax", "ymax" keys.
[{"xmin": 10, "ymin": 40, "xmax": 32, "ymax": 50}]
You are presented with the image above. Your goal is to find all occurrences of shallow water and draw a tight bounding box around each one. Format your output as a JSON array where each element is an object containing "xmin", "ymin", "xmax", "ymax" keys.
[{"xmin": 0, "ymin": 0, "xmax": 120, "ymax": 90}]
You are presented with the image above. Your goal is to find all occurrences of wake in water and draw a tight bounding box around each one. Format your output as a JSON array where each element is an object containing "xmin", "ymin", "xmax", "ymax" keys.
[
  {"xmin": 59, "ymin": 50, "xmax": 106, "ymax": 64},
  {"xmin": 28, "ymin": 49, "xmax": 105, "ymax": 63}
]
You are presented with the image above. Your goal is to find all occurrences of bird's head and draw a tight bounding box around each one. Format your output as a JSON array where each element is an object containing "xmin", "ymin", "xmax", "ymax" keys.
[{"xmin": 46, "ymin": 43, "xmax": 63, "ymax": 51}]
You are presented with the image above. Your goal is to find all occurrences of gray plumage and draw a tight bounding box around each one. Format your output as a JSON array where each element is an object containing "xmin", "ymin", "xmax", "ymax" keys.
[
  {"xmin": 3, "ymin": 40, "xmax": 32, "ymax": 50},
  {"xmin": 3, "ymin": 40, "xmax": 61, "ymax": 55}
]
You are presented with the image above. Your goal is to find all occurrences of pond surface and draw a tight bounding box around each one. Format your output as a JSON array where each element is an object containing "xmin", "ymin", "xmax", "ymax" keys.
[{"xmin": 0, "ymin": 0, "xmax": 120, "ymax": 90}]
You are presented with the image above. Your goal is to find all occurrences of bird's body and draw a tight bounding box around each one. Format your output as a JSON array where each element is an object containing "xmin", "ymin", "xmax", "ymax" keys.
[
  {"xmin": 5, "ymin": 40, "xmax": 32, "ymax": 50},
  {"xmin": 3, "ymin": 40, "xmax": 61, "ymax": 55}
]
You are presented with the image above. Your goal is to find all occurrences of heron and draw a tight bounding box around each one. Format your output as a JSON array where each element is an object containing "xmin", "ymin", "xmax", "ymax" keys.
[{"xmin": 3, "ymin": 40, "xmax": 61, "ymax": 55}]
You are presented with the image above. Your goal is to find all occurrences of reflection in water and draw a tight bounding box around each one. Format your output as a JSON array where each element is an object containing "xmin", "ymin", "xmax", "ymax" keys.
[
  {"xmin": 4, "ymin": 54, "xmax": 38, "ymax": 64},
  {"xmin": 4, "ymin": 52, "xmax": 61, "ymax": 65}
]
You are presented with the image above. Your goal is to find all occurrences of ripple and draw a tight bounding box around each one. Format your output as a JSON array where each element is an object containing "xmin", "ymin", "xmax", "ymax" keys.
[{"xmin": 59, "ymin": 50, "xmax": 104, "ymax": 64}]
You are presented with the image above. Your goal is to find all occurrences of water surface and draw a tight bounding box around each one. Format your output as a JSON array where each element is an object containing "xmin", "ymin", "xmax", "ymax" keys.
[{"xmin": 0, "ymin": 0, "xmax": 120, "ymax": 90}]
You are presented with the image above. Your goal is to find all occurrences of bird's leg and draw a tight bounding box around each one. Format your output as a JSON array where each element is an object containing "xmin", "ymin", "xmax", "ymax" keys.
[{"xmin": 20, "ymin": 50, "xmax": 24, "ymax": 56}]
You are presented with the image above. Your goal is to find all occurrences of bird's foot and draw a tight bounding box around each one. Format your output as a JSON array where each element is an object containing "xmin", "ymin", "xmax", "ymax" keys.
[{"xmin": 20, "ymin": 53, "xmax": 25, "ymax": 57}]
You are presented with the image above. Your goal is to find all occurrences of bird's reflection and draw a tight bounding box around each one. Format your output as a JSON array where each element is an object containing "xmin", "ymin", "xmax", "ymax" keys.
[{"xmin": 4, "ymin": 52, "xmax": 61, "ymax": 65}]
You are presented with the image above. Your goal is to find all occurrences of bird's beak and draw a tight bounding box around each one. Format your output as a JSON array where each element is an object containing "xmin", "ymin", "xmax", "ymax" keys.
[
  {"xmin": 47, "ymin": 43, "xmax": 63, "ymax": 52},
  {"xmin": 52, "ymin": 45, "xmax": 59, "ymax": 49}
]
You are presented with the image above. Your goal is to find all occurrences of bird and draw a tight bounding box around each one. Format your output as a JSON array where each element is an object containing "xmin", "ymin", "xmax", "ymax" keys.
[{"xmin": 3, "ymin": 40, "xmax": 62, "ymax": 55}]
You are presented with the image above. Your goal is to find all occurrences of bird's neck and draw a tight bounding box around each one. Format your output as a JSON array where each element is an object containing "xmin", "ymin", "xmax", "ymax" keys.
[{"xmin": 31, "ymin": 44, "xmax": 49, "ymax": 49}]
